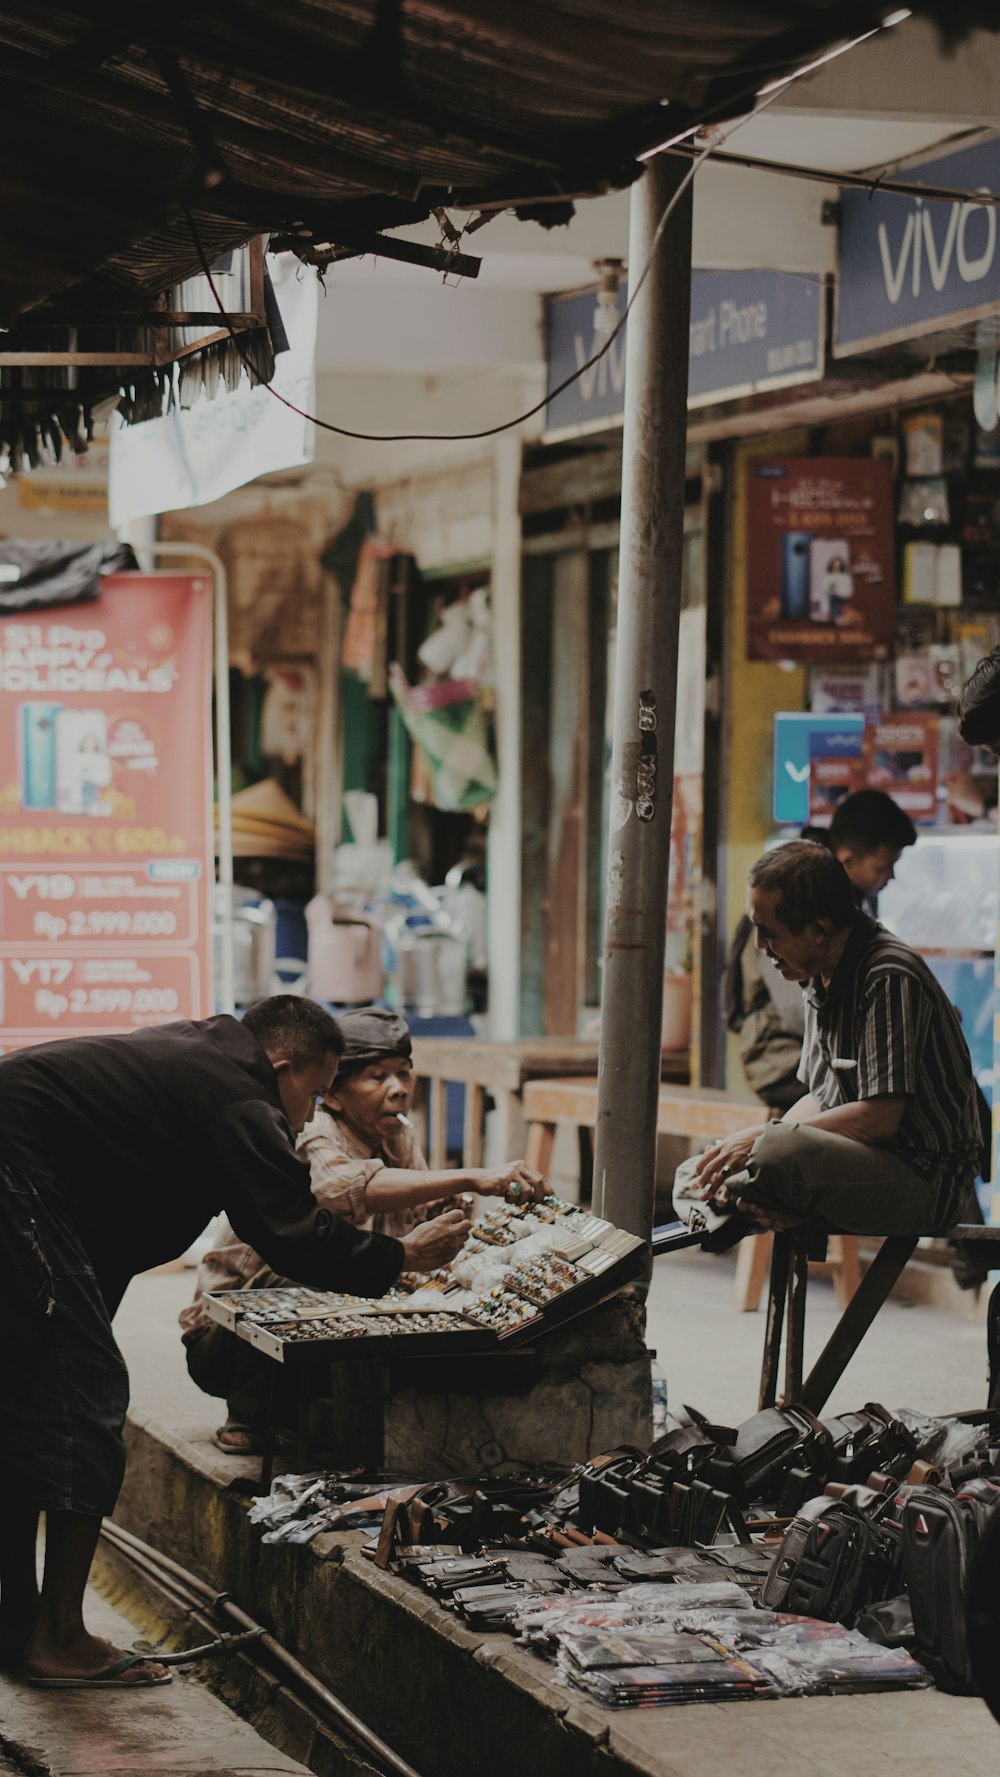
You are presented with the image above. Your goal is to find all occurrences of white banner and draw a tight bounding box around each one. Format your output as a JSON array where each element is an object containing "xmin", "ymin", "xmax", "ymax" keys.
[{"xmin": 109, "ymin": 253, "xmax": 317, "ymax": 526}]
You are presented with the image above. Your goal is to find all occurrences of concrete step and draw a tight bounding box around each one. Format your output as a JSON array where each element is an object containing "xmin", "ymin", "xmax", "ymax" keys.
[
  {"xmin": 102, "ymin": 1402, "xmax": 1000, "ymax": 1777},
  {"xmin": 0, "ymin": 1588, "xmax": 311, "ymax": 1777}
]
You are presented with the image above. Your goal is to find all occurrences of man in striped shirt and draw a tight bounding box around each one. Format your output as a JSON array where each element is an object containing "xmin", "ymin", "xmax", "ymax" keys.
[{"xmin": 691, "ymin": 841, "xmax": 980, "ymax": 1237}]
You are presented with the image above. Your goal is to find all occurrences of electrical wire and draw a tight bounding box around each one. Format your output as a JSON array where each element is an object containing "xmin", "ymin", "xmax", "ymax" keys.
[
  {"xmin": 669, "ymin": 135, "xmax": 1000, "ymax": 207},
  {"xmin": 185, "ymin": 140, "xmax": 710, "ymax": 445},
  {"xmin": 184, "ymin": 78, "xmax": 785, "ymax": 445},
  {"xmin": 99, "ymin": 1519, "xmax": 424, "ymax": 1777},
  {"xmin": 180, "ymin": 12, "xmax": 932, "ymax": 446}
]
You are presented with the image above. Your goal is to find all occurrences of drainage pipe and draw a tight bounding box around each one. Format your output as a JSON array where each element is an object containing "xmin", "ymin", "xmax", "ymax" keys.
[{"xmin": 100, "ymin": 1520, "xmax": 423, "ymax": 1777}]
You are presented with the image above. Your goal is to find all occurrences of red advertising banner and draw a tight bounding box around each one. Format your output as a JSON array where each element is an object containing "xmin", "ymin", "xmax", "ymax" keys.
[
  {"xmin": 863, "ymin": 711, "xmax": 939, "ymax": 823},
  {"xmin": 0, "ymin": 572, "xmax": 214, "ymax": 1048},
  {"xmin": 746, "ymin": 458, "xmax": 896, "ymax": 663}
]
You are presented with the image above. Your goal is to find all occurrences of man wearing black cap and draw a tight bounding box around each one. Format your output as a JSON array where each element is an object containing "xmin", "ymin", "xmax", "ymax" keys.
[{"xmin": 182, "ymin": 1006, "xmax": 544, "ymax": 1451}]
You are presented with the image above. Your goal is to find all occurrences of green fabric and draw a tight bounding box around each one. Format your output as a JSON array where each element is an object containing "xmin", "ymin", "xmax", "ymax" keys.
[{"xmin": 389, "ymin": 682, "xmax": 497, "ymax": 812}]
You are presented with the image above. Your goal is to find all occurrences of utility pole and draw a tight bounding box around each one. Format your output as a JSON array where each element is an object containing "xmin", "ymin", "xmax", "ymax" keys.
[{"xmin": 592, "ymin": 153, "xmax": 693, "ymax": 1240}]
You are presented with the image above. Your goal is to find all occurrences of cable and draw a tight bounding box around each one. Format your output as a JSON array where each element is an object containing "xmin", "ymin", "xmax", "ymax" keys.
[
  {"xmin": 179, "ymin": 14, "xmax": 918, "ymax": 446},
  {"xmin": 669, "ymin": 136, "xmax": 1000, "ymax": 208},
  {"xmin": 99, "ymin": 1519, "xmax": 424, "ymax": 1777},
  {"xmin": 186, "ymin": 136, "xmax": 709, "ymax": 445},
  {"xmin": 185, "ymin": 77, "xmax": 785, "ymax": 445}
]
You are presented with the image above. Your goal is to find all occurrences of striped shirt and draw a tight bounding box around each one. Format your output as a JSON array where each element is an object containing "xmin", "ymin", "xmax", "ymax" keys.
[{"xmin": 797, "ymin": 914, "xmax": 980, "ymax": 1227}]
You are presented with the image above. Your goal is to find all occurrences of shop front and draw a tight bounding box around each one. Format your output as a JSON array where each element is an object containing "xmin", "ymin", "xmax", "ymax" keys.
[
  {"xmin": 712, "ymin": 133, "xmax": 1000, "ymax": 1180},
  {"xmin": 530, "ymin": 264, "xmax": 828, "ymax": 1073}
]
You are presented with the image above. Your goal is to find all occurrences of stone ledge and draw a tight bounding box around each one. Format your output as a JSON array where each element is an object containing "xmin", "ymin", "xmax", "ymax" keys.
[{"xmin": 109, "ymin": 1407, "xmax": 1000, "ymax": 1777}]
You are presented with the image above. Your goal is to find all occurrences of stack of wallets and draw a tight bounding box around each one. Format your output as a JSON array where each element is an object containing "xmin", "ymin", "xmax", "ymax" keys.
[
  {"xmin": 558, "ymin": 1631, "xmax": 766, "ymax": 1707},
  {"xmin": 204, "ymin": 1194, "xmax": 645, "ymax": 1360}
]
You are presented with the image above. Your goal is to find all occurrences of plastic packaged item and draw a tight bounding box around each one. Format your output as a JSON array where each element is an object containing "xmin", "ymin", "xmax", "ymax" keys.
[
  {"xmin": 214, "ymin": 886, "xmax": 276, "ymax": 1006},
  {"xmin": 305, "ymin": 894, "xmax": 384, "ymax": 1004}
]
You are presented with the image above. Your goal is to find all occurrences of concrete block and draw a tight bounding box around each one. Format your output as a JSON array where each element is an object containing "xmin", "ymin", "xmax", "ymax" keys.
[{"xmin": 381, "ymin": 1296, "xmax": 652, "ymax": 1472}]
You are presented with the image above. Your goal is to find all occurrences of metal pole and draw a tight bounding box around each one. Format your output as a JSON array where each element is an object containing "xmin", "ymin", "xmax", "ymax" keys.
[
  {"xmin": 592, "ymin": 155, "xmax": 693, "ymax": 1238},
  {"xmin": 314, "ymin": 569, "xmax": 343, "ymax": 897},
  {"xmin": 488, "ymin": 430, "xmax": 523, "ymax": 1041},
  {"xmin": 143, "ymin": 540, "xmax": 235, "ymax": 1015}
]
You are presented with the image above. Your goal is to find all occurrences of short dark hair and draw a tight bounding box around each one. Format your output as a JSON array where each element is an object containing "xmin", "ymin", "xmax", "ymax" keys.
[
  {"xmin": 242, "ymin": 994, "xmax": 344, "ymax": 1066},
  {"xmin": 829, "ymin": 789, "xmax": 916, "ymax": 855},
  {"xmin": 748, "ymin": 841, "xmax": 856, "ymax": 934},
  {"xmin": 957, "ymin": 651, "xmax": 1000, "ymax": 747}
]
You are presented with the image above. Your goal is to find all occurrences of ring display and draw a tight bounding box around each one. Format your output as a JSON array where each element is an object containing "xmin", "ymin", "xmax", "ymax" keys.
[{"xmin": 204, "ymin": 1194, "xmax": 646, "ymax": 1363}]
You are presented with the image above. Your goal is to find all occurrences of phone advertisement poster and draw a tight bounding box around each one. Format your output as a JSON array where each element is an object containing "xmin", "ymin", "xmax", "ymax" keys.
[
  {"xmin": 0, "ymin": 573, "xmax": 214, "ymax": 1048},
  {"xmin": 746, "ymin": 458, "xmax": 896, "ymax": 662},
  {"xmin": 863, "ymin": 712, "xmax": 939, "ymax": 823}
]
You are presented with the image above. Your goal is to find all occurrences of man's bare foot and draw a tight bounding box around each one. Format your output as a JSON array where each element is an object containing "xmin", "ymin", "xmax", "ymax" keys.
[{"xmin": 23, "ymin": 1628, "xmax": 169, "ymax": 1687}]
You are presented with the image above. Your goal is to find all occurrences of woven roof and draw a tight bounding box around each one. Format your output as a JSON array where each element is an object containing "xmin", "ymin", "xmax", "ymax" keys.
[{"xmin": 0, "ymin": 1, "xmax": 987, "ymax": 322}]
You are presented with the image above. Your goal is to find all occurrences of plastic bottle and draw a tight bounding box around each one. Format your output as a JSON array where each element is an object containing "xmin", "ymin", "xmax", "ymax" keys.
[{"xmin": 650, "ymin": 1362, "xmax": 669, "ymax": 1438}]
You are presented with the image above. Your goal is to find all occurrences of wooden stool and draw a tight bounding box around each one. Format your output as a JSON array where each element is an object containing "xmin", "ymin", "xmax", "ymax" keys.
[
  {"xmin": 736, "ymin": 1229, "xmax": 861, "ymax": 1313},
  {"xmin": 758, "ymin": 1228, "xmax": 919, "ymax": 1412}
]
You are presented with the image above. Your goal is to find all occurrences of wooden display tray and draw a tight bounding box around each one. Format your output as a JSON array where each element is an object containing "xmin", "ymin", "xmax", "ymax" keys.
[{"xmin": 203, "ymin": 1229, "xmax": 645, "ymax": 1365}]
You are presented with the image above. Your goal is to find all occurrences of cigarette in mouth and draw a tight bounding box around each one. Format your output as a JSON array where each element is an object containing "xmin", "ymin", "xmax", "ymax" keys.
[{"xmin": 396, "ymin": 1112, "xmax": 414, "ymax": 1128}]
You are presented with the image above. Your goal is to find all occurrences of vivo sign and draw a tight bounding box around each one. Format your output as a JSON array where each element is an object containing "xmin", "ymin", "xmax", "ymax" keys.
[
  {"xmin": 545, "ymin": 268, "xmax": 822, "ymax": 437},
  {"xmin": 836, "ymin": 136, "xmax": 1000, "ymax": 356}
]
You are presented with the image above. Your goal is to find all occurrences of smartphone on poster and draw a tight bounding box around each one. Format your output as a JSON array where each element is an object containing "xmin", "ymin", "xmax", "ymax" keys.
[
  {"xmin": 18, "ymin": 702, "xmax": 63, "ymax": 810},
  {"xmin": 779, "ymin": 531, "xmax": 813, "ymax": 621}
]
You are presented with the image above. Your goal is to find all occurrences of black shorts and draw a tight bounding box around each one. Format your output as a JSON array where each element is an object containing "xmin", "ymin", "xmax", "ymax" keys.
[{"xmin": 0, "ymin": 1155, "xmax": 128, "ymax": 1516}]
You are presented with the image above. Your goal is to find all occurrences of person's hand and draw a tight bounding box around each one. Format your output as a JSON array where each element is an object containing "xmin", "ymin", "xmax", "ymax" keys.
[
  {"xmin": 400, "ymin": 1208, "xmax": 471, "ymax": 1271},
  {"xmin": 690, "ymin": 1125, "xmax": 768, "ymax": 1205},
  {"xmin": 470, "ymin": 1160, "xmax": 546, "ymax": 1203}
]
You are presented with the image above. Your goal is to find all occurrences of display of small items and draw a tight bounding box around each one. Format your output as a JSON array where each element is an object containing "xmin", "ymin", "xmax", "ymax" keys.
[{"xmin": 203, "ymin": 1196, "xmax": 644, "ymax": 1357}]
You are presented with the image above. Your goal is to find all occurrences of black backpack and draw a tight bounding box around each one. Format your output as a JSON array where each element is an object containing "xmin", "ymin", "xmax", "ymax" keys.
[
  {"xmin": 902, "ymin": 1478, "xmax": 1000, "ymax": 1693},
  {"xmin": 761, "ymin": 1495, "xmax": 904, "ymax": 1626}
]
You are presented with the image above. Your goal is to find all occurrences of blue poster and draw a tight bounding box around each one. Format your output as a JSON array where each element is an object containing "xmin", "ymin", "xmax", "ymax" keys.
[
  {"xmin": 773, "ymin": 712, "xmax": 864, "ymax": 826},
  {"xmin": 545, "ymin": 268, "xmax": 823, "ymax": 436},
  {"xmin": 837, "ymin": 136, "xmax": 1000, "ymax": 356}
]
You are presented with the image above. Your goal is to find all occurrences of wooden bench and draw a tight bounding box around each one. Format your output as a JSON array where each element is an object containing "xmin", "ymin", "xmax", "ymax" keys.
[
  {"xmin": 522, "ymin": 1077, "xmax": 861, "ymax": 1311},
  {"xmin": 410, "ymin": 1037, "xmax": 688, "ymax": 1170}
]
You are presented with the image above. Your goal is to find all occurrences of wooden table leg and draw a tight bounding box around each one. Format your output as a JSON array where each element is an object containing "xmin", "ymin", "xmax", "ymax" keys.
[
  {"xmin": 428, "ymin": 1077, "xmax": 446, "ymax": 1168},
  {"xmin": 498, "ymin": 1087, "xmax": 526, "ymax": 1162},
  {"xmin": 525, "ymin": 1118, "xmax": 556, "ymax": 1175},
  {"xmin": 801, "ymin": 1235, "xmax": 918, "ymax": 1413},
  {"xmin": 735, "ymin": 1231, "xmax": 773, "ymax": 1312},
  {"xmin": 411, "ymin": 1077, "xmax": 429, "ymax": 1160},
  {"xmin": 463, "ymin": 1082, "xmax": 485, "ymax": 1168}
]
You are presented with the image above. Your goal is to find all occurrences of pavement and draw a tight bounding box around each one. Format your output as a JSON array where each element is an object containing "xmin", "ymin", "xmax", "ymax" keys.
[
  {"xmin": 0, "ymin": 1247, "xmax": 996, "ymax": 1777},
  {"xmin": 0, "ymin": 1587, "xmax": 311, "ymax": 1777}
]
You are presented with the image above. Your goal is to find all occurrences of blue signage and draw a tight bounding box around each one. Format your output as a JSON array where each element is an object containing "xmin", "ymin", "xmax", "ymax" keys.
[
  {"xmin": 837, "ymin": 136, "xmax": 1000, "ymax": 356},
  {"xmin": 773, "ymin": 712, "xmax": 864, "ymax": 826},
  {"xmin": 545, "ymin": 268, "xmax": 824, "ymax": 436}
]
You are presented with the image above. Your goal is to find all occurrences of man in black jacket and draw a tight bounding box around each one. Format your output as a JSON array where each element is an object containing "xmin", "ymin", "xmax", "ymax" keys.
[{"xmin": 0, "ymin": 995, "xmax": 469, "ymax": 1690}]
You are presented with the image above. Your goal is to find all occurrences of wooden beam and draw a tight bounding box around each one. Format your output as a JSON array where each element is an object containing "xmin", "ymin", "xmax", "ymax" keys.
[
  {"xmin": 0, "ymin": 352, "xmax": 152, "ymax": 366},
  {"xmin": 520, "ymin": 445, "xmax": 624, "ymax": 515},
  {"xmin": 16, "ymin": 312, "xmax": 260, "ymax": 328},
  {"xmin": 271, "ymin": 230, "xmax": 481, "ymax": 281}
]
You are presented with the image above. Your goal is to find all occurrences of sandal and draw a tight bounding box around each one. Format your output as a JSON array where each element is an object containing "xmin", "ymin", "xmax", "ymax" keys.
[
  {"xmin": 28, "ymin": 1651, "xmax": 172, "ymax": 1689},
  {"xmin": 213, "ymin": 1421, "xmax": 265, "ymax": 1456}
]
